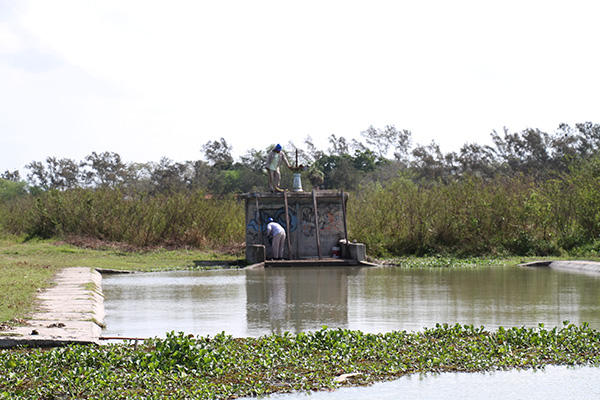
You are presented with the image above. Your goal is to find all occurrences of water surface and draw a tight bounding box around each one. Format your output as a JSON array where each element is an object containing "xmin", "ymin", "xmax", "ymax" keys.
[
  {"xmin": 271, "ymin": 365, "xmax": 600, "ymax": 400},
  {"xmin": 101, "ymin": 264, "xmax": 600, "ymax": 399},
  {"xmin": 102, "ymin": 264, "xmax": 600, "ymax": 338}
]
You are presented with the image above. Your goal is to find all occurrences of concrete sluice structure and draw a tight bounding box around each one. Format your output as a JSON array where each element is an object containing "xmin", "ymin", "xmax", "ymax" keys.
[{"xmin": 240, "ymin": 190, "xmax": 369, "ymax": 267}]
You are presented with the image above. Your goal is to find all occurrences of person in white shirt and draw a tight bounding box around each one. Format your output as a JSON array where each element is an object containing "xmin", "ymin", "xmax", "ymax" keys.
[
  {"xmin": 265, "ymin": 217, "xmax": 286, "ymax": 259},
  {"xmin": 265, "ymin": 144, "xmax": 291, "ymax": 192}
]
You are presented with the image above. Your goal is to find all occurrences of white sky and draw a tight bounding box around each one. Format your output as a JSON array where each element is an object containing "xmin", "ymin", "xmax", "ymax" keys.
[{"xmin": 1, "ymin": 0, "xmax": 599, "ymax": 175}]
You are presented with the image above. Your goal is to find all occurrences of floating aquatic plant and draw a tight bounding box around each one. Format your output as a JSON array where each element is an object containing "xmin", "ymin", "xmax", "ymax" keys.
[{"xmin": 2, "ymin": 323, "xmax": 600, "ymax": 399}]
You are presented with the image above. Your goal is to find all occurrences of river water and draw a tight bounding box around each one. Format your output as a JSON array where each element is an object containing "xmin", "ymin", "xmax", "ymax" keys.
[
  {"xmin": 101, "ymin": 264, "xmax": 600, "ymax": 398},
  {"xmin": 102, "ymin": 264, "xmax": 600, "ymax": 337}
]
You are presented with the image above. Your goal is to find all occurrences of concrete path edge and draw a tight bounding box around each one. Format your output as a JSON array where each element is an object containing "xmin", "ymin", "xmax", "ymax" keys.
[
  {"xmin": 520, "ymin": 260, "xmax": 600, "ymax": 274},
  {"xmin": 0, "ymin": 267, "xmax": 105, "ymax": 349}
]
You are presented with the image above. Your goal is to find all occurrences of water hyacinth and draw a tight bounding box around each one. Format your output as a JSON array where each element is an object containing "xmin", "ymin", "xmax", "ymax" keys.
[{"xmin": 2, "ymin": 323, "xmax": 600, "ymax": 399}]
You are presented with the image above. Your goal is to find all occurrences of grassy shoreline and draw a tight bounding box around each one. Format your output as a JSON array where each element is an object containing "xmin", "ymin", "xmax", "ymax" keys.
[
  {"xmin": 2, "ymin": 236, "xmax": 597, "ymax": 325},
  {"xmin": 0, "ymin": 237, "xmax": 239, "ymax": 324},
  {"xmin": 2, "ymin": 236, "xmax": 595, "ymax": 324}
]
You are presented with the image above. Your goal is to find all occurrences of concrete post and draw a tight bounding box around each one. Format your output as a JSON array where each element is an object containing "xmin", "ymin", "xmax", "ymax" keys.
[
  {"xmin": 348, "ymin": 243, "xmax": 366, "ymax": 262},
  {"xmin": 247, "ymin": 244, "xmax": 266, "ymax": 264}
]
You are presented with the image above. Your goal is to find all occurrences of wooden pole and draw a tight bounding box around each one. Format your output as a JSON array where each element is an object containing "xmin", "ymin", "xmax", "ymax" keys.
[
  {"xmin": 312, "ymin": 189, "xmax": 322, "ymax": 259},
  {"xmin": 283, "ymin": 191, "xmax": 293, "ymax": 260},
  {"xmin": 296, "ymin": 202, "xmax": 300, "ymax": 258},
  {"xmin": 255, "ymin": 196, "xmax": 263, "ymax": 245},
  {"xmin": 341, "ymin": 190, "xmax": 348, "ymax": 243}
]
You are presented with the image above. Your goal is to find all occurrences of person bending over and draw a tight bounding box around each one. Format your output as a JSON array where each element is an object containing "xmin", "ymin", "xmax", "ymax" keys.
[{"xmin": 265, "ymin": 217, "xmax": 286, "ymax": 260}]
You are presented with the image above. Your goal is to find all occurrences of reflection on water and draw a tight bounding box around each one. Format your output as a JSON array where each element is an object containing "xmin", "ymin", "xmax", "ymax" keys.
[
  {"xmin": 102, "ymin": 265, "xmax": 600, "ymax": 399},
  {"xmin": 246, "ymin": 268, "xmax": 351, "ymax": 336},
  {"xmin": 102, "ymin": 264, "xmax": 600, "ymax": 338},
  {"xmin": 102, "ymin": 270, "xmax": 247, "ymax": 338},
  {"xmin": 348, "ymin": 264, "xmax": 600, "ymax": 332}
]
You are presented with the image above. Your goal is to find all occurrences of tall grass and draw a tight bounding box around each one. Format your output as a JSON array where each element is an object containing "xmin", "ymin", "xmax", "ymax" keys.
[
  {"xmin": 0, "ymin": 189, "xmax": 244, "ymax": 250},
  {"xmin": 349, "ymin": 162, "xmax": 600, "ymax": 257},
  {"xmin": 2, "ymin": 158, "xmax": 600, "ymax": 257}
]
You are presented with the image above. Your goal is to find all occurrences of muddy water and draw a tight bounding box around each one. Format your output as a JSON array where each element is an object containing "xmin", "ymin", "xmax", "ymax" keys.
[
  {"xmin": 102, "ymin": 264, "xmax": 600, "ymax": 399},
  {"xmin": 102, "ymin": 264, "xmax": 600, "ymax": 338},
  {"xmin": 273, "ymin": 365, "xmax": 600, "ymax": 399}
]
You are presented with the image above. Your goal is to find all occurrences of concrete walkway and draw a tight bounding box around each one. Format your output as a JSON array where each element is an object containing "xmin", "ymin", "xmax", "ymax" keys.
[
  {"xmin": 548, "ymin": 260, "xmax": 600, "ymax": 274},
  {"xmin": 0, "ymin": 267, "xmax": 105, "ymax": 349},
  {"xmin": 520, "ymin": 260, "xmax": 600, "ymax": 274}
]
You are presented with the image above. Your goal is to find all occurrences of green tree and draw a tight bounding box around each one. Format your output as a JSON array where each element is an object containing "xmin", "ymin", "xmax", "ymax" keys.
[
  {"xmin": 327, "ymin": 134, "xmax": 350, "ymax": 156},
  {"xmin": 201, "ymin": 138, "xmax": 234, "ymax": 170},
  {"xmin": 351, "ymin": 149, "xmax": 388, "ymax": 173},
  {"xmin": 410, "ymin": 141, "xmax": 457, "ymax": 183},
  {"xmin": 81, "ymin": 151, "xmax": 129, "ymax": 188},
  {"xmin": 239, "ymin": 148, "xmax": 268, "ymax": 172},
  {"xmin": 574, "ymin": 121, "xmax": 600, "ymax": 156},
  {"xmin": 361, "ymin": 125, "xmax": 412, "ymax": 162},
  {"xmin": 456, "ymin": 142, "xmax": 497, "ymax": 179},
  {"xmin": 0, "ymin": 179, "xmax": 28, "ymax": 201},
  {"xmin": 302, "ymin": 135, "xmax": 325, "ymax": 164},
  {"xmin": 490, "ymin": 128, "xmax": 552, "ymax": 178},
  {"xmin": 1, "ymin": 170, "xmax": 21, "ymax": 182},
  {"xmin": 313, "ymin": 154, "xmax": 361, "ymax": 190},
  {"xmin": 149, "ymin": 158, "xmax": 193, "ymax": 194},
  {"xmin": 25, "ymin": 157, "xmax": 81, "ymax": 190}
]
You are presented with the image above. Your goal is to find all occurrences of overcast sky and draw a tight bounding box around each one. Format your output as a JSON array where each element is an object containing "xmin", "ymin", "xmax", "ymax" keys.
[{"xmin": 1, "ymin": 0, "xmax": 599, "ymax": 175}]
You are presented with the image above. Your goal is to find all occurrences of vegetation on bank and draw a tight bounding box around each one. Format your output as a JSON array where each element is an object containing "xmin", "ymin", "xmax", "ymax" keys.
[
  {"xmin": 2, "ymin": 122, "xmax": 600, "ymax": 258},
  {"xmin": 0, "ymin": 189, "xmax": 244, "ymax": 250},
  {"xmin": 350, "ymin": 160, "xmax": 600, "ymax": 257},
  {"xmin": 3, "ymin": 158, "xmax": 600, "ymax": 259},
  {"xmin": 2, "ymin": 323, "xmax": 600, "ymax": 398}
]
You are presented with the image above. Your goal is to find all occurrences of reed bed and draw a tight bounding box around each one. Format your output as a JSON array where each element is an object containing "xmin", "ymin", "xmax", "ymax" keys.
[{"xmin": 0, "ymin": 189, "xmax": 244, "ymax": 251}]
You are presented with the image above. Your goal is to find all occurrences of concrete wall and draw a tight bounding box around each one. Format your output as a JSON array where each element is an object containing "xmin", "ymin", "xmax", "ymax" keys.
[{"xmin": 241, "ymin": 191, "xmax": 349, "ymax": 260}]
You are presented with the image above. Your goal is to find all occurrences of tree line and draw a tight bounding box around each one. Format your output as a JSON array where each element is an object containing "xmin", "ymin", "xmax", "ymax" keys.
[
  {"xmin": 1, "ymin": 121, "xmax": 600, "ymax": 257},
  {"xmin": 2, "ymin": 121, "xmax": 599, "ymax": 196}
]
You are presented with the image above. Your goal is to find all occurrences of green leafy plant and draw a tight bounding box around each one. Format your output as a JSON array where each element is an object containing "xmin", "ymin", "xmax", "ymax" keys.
[{"xmin": 2, "ymin": 324, "xmax": 600, "ymax": 398}]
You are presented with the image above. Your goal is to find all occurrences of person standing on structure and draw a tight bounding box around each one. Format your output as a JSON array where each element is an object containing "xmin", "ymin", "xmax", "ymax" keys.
[
  {"xmin": 265, "ymin": 217, "xmax": 286, "ymax": 260},
  {"xmin": 265, "ymin": 144, "xmax": 291, "ymax": 192}
]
